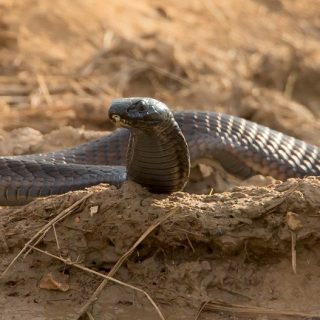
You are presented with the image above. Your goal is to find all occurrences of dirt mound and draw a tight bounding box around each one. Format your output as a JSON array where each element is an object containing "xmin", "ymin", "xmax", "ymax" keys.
[{"xmin": 1, "ymin": 178, "xmax": 320, "ymax": 319}]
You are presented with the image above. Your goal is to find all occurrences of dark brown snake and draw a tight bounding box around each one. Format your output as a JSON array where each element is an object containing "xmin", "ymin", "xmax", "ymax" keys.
[{"xmin": 0, "ymin": 97, "xmax": 319, "ymax": 206}]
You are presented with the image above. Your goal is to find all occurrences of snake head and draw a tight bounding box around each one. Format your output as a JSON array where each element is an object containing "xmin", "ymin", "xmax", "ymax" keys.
[{"xmin": 109, "ymin": 97, "xmax": 173, "ymax": 130}]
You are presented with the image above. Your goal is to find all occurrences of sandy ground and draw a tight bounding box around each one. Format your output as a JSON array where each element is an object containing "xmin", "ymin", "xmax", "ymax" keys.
[{"xmin": 0, "ymin": 0, "xmax": 320, "ymax": 319}]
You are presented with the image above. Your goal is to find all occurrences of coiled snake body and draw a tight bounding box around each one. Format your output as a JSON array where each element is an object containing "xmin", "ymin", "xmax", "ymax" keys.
[{"xmin": 0, "ymin": 97, "xmax": 319, "ymax": 205}]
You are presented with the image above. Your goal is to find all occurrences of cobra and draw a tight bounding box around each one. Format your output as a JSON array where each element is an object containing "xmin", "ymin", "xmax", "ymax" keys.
[{"xmin": 0, "ymin": 97, "xmax": 319, "ymax": 205}]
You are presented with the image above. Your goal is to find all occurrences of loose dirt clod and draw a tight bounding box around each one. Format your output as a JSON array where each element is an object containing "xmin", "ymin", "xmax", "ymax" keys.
[{"xmin": 39, "ymin": 272, "xmax": 70, "ymax": 292}]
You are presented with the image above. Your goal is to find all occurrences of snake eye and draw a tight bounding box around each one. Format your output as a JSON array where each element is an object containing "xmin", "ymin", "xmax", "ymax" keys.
[
  {"xmin": 127, "ymin": 100, "xmax": 147, "ymax": 114},
  {"xmin": 134, "ymin": 100, "xmax": 147, "ymax": 112}
]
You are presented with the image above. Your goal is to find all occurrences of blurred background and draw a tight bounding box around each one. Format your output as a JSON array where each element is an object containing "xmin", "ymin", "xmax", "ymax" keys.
[{"xmin": 0, "ymin": 0, "xmax": 319, "ymax": 147}]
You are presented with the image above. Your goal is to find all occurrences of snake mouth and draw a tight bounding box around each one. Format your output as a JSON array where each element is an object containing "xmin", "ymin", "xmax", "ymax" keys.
[
  {"xmin": 111, "ymin": 114, "xmax": 121, "ymax": 123},
  {"xmin": 110, "ymin": 114, "xmax": 131, "ymax": 127}
]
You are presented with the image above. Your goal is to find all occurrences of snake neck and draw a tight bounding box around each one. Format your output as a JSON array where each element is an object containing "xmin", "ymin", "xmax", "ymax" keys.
[{"xmin": 126, "ymin": 121, "xmax": 190, "ymax": 193}]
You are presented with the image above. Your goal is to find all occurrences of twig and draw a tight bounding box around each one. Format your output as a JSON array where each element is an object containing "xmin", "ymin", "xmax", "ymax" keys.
[
  {"xmin": 194, "ymin": 301, "xmax": 209, "ymax": 320},
  {"xmin": 76, "ymin": 207, "xmax": 179, "ymax": 319},
  {"xmin": 217, "ymin": 286, "xmax": 253, "ymax": 300},
  {"xmin": 28, "ymin": 245, "xmax": 165, "ymax": 320},
  {"xmin": 0, "ymin": 84, "xmax": 31, "ymax": 95},
  {"xmin": 23, "ymin": 232, "xmax": 46, "ymax": 258},
  {"xmin": 37, "ymin": 75, "xmax": 53, "ymax": 105},
  {"xmin": 185, "ymin": 232, "xmax": 195, "ymax": 253},
  {"xmin": 0, "ymin": 193, "xmax": 93, "ymax": 278},
  {"xmin": 86, "ymin": 312, "xmax": 95, "ymax": 320},
  {"xmin": 0, "ymin": 95, "xmax": 29, "ymax": 104},
  {"xmin": 284, "ymin": 72, "xmax": 297, "ymax": 99},
  {"xmin": 203, "ymin": 300, "xmax": 320, "ymax": 318},
  {"xmin": 52, "ymin": 224, "xmax": 61, "ymax": 253}
]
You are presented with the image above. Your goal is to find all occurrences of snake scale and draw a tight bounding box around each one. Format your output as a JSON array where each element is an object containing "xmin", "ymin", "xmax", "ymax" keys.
[{"xmin": 0, "ymin": 97, "xmax": 319, "ymax": 206}]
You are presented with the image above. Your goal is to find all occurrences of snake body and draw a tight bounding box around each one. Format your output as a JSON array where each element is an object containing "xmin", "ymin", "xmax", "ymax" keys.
[{"xmin": 0, "ymin": 97, "xmax": 319, "ymax": 205}]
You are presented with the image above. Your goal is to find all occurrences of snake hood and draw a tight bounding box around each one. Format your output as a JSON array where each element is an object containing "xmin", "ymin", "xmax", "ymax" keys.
[
  {"xmin": 109, "ymin": 97, "xmax": 174, "ymax": 131},
  {"xmin": 108, "ymin": 97, "xmax": 190, "ymax": 193}
]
